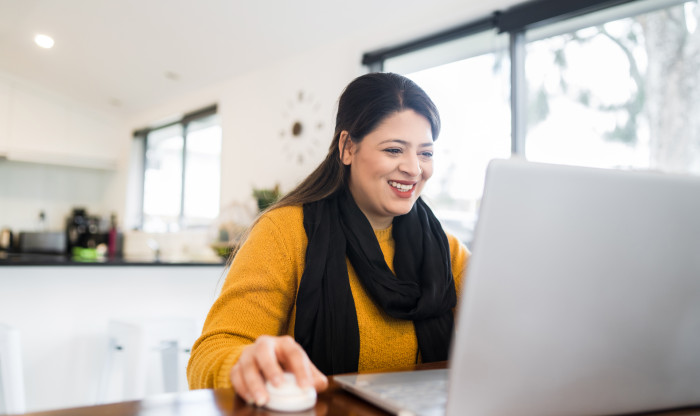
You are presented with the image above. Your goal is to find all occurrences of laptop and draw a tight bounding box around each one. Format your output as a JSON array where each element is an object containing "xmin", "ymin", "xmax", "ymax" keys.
[{"xmin": 334, "ymin": 158, "xmax": 700, "ymax": 416}]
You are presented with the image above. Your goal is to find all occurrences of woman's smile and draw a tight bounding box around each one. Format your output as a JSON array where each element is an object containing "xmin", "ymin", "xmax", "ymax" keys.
[{"xmin": 388, "ymin": 180, "xmax": 417, "ymax": 196}]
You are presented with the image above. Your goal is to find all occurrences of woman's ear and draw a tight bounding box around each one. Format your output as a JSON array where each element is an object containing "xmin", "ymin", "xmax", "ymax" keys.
[{"xmin": 339, "ymin": 131, "xmax": 354, "ymax": 165}]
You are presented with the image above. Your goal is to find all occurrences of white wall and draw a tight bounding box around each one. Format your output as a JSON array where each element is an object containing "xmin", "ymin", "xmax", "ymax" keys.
[{"xmin": 217, "ymin": 44, "xmax": 360, "ymax": 206}]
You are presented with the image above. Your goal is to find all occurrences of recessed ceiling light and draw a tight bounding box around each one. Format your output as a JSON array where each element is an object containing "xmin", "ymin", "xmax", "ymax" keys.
[{"xmin": 34, "ymin": 34, "xmax": 54, "ymax": 49}]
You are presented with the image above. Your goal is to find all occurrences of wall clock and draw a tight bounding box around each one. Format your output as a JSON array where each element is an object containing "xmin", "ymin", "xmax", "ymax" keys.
[{"xmin": 279, "ymin": 90, "xmax": 325, "ymax": 165}]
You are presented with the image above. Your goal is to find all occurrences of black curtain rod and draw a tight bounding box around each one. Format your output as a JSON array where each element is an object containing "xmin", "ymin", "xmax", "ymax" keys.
[
  {"xmin": 362, "ymin": 14, "xmax": 499, "ymax": 67},
  {"xmin": 497, "ymin": 0, "xmax": 638, "ymax": 32},
  {"xmin": 133, "ymin": 104, "xmax": 218, "ymax": 137},
  {"xmin": 362, "ymin": 0, "xmax": 643, "ymax": 67},
  {"xmin": 182, "ymin": 104, "xmax": 218, "ymax": 123}
]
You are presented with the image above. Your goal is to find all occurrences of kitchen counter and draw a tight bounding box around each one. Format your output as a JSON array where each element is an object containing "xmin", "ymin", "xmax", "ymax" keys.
[{"xmin": 0, "ymin": 251, "xmax": 226, "ymax": 266}]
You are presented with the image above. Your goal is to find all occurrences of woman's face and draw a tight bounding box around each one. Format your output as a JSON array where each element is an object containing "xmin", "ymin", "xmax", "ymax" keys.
[{"xmin": 340, "ymin": 109, "xmax": 434, "ymax": 229}]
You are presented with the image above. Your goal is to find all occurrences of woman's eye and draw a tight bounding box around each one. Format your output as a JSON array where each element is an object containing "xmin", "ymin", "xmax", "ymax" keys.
[
  {"xmin": 384, "ymin": 148, "xmax": 402, "ymax": 154},
  {"xmin": 421, "ymin": 151, "xmax": 434, "ymax": 158}
]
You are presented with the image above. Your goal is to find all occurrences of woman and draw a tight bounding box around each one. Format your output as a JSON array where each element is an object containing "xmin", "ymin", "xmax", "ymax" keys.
[{"xmin": 187, "ymin": 72, "xmax": 470, "ymax": 406}]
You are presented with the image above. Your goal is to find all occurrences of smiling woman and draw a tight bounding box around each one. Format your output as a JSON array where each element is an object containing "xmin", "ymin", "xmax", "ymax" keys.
[{"xmin": 187, "ymin": 73, "xmax": 469, "ymax": 409}]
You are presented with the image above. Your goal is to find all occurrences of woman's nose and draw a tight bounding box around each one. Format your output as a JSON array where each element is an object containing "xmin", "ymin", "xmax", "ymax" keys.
[{"xmin": 400, "ymin": 156, "xmax": 422, "ymax": 177}]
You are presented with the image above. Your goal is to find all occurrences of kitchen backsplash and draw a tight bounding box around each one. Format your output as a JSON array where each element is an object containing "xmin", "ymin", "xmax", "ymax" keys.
[{"xmin": 0, "ymin": 159, "xmax": 115, "ymax": 232}]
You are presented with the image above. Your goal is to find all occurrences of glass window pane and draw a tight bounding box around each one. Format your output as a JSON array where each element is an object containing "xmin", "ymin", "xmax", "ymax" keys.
[
  {"xmin": 400, "ymin": 33, "xmax": 511, "ymax": 247},
  {"xmin": 183, "ymin": 120, "xmax": 222, "ymax": 227},
  {"xmin": 143, "ymin": 124, "xmax": 183, "ymax": 232},
  {"xmin": 524, "ymin": 0, "xmax": 700, "ymax": 175}
]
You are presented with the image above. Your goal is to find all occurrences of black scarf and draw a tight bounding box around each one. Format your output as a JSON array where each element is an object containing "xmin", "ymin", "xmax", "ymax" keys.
[{"xmin": 294, "ymin": 190, "xmax": 456, "ymax": 375}]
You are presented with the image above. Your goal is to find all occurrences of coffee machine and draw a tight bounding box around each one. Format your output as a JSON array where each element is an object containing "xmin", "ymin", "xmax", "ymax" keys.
[{"xmin": 65, "ymin": 208, "xmax": 100, "ymax": 253}]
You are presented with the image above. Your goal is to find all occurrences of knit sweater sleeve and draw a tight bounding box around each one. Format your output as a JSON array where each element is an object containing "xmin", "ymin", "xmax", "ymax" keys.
[
  {"xmin": 187, "ymin": 207, "xmax": 304, "ymax": 390},
  {"xmin": 446, "ymin": 232, "xmax": 470, "ymax": 302}
]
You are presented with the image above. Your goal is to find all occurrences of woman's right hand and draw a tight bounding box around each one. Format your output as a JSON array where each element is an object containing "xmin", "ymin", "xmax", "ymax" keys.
[{"xmin": 230, "ymin": 335, "xmax": 328, "ymax": 406}]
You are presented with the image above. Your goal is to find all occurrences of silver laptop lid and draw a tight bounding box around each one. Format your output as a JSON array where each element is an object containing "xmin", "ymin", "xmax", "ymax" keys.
[{"xmin": 447, "ymin": 159, "xmax": 700, "ymax": 416}]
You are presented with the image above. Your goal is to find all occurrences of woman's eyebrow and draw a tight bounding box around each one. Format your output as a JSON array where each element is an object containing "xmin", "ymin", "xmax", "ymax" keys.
[{"xmin": 378, "ymin": 139, "xmax": 434, "ymax": 147}]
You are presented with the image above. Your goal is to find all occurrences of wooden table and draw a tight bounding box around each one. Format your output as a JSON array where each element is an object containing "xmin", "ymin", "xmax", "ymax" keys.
[{"xmin": 18, "ymin": 362, "xmax": 700, "ymax": 416}]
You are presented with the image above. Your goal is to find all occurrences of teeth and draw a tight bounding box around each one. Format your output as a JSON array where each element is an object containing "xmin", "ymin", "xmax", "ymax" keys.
[{"xmin": 389, "ymin": 181, "xmax": 414, "ymax": 192}]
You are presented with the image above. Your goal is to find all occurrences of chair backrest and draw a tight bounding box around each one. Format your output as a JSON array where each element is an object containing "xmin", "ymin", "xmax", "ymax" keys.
[{"xmin": 0, "ymin": 324, "xmax": 26, "ymax": 414}]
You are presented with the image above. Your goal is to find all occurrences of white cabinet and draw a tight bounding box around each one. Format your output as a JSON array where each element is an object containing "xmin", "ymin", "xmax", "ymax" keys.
[
  {"xmin": 0, "ymin": 77, "xmax": 120, "ymax": 170},
  {"xmin": 9, "ymin": 87, "xmax": 70, "ymax": 154},
  {"xmin": 65, "ymin": 108, "xmax": 121, "ymax": 169}
]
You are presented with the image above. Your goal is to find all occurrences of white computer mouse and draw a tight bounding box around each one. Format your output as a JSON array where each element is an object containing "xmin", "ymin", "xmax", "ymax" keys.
[{"xmin": 264, "ymin": 372, "xmax": 317, "ymax": 412}]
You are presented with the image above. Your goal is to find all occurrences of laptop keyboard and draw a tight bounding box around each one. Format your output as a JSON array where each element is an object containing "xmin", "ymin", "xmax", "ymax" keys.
[{"xmin": 373, "ymin": 379, "xmax": 447, "ymax": 416}]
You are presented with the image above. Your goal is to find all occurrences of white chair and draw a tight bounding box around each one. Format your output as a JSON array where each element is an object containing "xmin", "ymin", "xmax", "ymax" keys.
[
  {"xmin": 0, "ymin": 324, "xmax": 26, "ymax": 414},
  {"xmin": 97, "ymin": 317, "xmax": 202, "ymax": 403}
]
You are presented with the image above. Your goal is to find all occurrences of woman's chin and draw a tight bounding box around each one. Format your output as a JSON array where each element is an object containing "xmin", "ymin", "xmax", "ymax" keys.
[{"xmin": 387, "ymin": 201, "xmax": 418, "ymax": 217}]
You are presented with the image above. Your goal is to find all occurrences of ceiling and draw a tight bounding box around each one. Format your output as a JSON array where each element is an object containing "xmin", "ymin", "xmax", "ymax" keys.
[{"xmin": 0, "ymin": 0, "xmax": 522, "ymax": 115}]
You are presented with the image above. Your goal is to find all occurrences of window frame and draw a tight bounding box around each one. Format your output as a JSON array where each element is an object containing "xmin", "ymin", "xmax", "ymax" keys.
[
  {"xmin": 132, "ymin": 104, "xmax": 219, "ymax": 231},
  {"xmin": 362, "ymin": 0, "xmax": 690, "ymax": 158}
]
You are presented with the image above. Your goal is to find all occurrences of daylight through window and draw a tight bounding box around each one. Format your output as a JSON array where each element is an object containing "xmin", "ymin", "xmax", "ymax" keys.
[{"xmin": 136, "ymin": 106, "xmax": 222, "ymax": 232}]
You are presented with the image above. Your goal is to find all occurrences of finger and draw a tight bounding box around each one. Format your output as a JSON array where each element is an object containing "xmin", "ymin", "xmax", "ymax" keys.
[
  {"xmin": 241, "ymin": 359, "xmax": 268, "ymax": 406},
  {"xmin": 232, "ymin": 347, "xmax": 259, "ymax": 404},
  {"xmin": 274, "ymin": 336, "xmax": 315, "ymax": 389},
  {"xmin": 238, "ymin": 347, "xmax": 269, "ymax": 406},
  {"xmin": 310, "ymin": 364, "xmax": 329, "ymax": 392},
  {"xmin": 254, "ymin": 337, "xmax": 286, "ymax": 387},
  {"xmin": 230, "ymin": 363, "xmax": 253, "ymax": 404}
]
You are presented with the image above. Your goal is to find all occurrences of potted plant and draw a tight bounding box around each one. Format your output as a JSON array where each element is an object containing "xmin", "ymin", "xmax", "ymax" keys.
[{"xmin": 252, "ymin": 184, "xmax": 281, "ymax": 212}]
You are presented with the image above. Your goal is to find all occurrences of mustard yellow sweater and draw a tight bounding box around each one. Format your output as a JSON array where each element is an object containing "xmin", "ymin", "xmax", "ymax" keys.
[{"xmin": 187, "ymin": 205, "xmax": 470, "ymax": 389}]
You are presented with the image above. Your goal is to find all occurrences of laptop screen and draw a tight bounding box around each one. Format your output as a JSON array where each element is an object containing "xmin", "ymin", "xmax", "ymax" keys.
[{"xmin": 448, "ymin": 159, "xmax": 700, "ymax": 415}]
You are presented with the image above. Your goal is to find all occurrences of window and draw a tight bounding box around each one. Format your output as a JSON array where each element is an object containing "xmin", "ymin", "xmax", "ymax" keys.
[
  {"xmin": 365, "ymin": 0, "xmax": 700, "ymax": 246},
  {"xmin": 524, "ymin": 1, "xmax": 700, "ymax": 174},
  {"xmin": 133, "ymin": 105, "xmax": 222, "ymax": 232}
]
